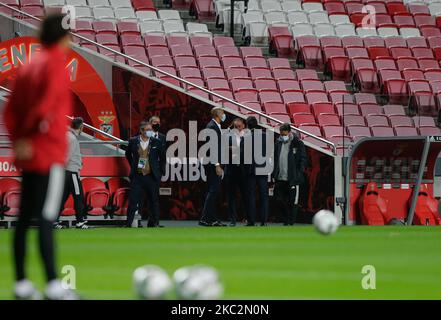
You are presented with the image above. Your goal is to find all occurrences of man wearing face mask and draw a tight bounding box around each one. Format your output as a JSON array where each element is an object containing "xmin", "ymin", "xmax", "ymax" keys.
[
  {"xmin": 125, "ymin": 121, "xmax": 166, "ymax": 228},
  {"xmin": 54, "ymin": 117, "xmax": 89, "ymax": 229},
  {"xmin": 149, "ymin": 116, "xmax": 166, "ymax": 155},
  {"xmin": 225, "ymin": 118, "xmax": 248, "ymax": 226},
  {"xmin": 199, "ymin": 107, "xmax": 227, "ymax": 227},
  {"xmin": 246, "ymin": 116, "xmax": 270, "ymax": 226},
  {"xmin": 272, "ymin": 123, "xmax": 308, "ymax": 225}
]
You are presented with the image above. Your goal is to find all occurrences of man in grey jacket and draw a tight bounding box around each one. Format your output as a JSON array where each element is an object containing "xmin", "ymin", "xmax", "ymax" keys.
[{"xmin": 55, "ymin": 117, "xmax": 88, "ymax": 229}]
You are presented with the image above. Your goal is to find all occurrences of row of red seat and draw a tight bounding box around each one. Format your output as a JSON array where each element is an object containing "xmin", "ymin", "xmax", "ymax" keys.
[{"xmin": 0, "ymin": 177, "xmax": 130, "ymax": 217}]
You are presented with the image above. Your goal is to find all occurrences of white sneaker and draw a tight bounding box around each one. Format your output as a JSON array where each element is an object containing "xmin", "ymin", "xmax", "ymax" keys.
[
  {"xmin": 45, "ymin": 279, "xmax": 80, "ymax": 300},
  {"xmin": 14, "ymin": 279, "xmax": 42, "ymax": 300},
  {"xmin": 76, "ymin": 221, "xmax": 89, "ymax": 229}
]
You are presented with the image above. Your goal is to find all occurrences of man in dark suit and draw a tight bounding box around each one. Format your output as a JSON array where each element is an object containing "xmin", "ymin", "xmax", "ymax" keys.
[
  {"xmin": 150, "ymin": 115, "xmax": 166, "ymax": 153},
  {"xmin": 225, "ymin": 118, "xmax": 248, "ymax": 226},
  {"xmin": 245, "ymin": 116, "xmax": 270, "ymax": 226},
  {"xmin": 125, "ymin": 121, "xmax": 166, "ymax": 227},
  {"xmin": 272, "ymin": 123, "xmax": 308, "ymax": 225},
  {"xmin": 199, "ymin": 107, "xmax": 227, "ymax": 227}
]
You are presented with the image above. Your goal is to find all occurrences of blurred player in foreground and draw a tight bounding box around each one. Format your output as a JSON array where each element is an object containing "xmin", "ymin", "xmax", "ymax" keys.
[{"xmin": 4, "ymin": 13, "xmax": 79, "ymax": 299}]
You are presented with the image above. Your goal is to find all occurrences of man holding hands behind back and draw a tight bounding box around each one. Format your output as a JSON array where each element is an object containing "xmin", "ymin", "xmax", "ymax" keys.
[
  {"xmin": 272, "ymin": 123, "xmax": 308, "ymax": 225},
  {"xmin": 125, "ymin": 121, "xmax": 166, "ymax": 228}
]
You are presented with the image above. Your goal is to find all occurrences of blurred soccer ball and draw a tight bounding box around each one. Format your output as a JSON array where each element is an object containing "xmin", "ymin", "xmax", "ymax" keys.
[
  {"xmin": 313, "ymin": 210, "xmax": 339, "ymax": 235},
  {"xmin": 133, "ymin": 265, "xmax": 172, "ymax": 299},
  {"xmin": 173, "ymin": 265, "xmax": 223, "ymax": 300}
]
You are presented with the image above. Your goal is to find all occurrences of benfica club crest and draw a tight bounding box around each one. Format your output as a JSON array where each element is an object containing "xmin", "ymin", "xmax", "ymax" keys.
[{"xmin": 98, "ymin": 112, "xmax": 116, "ymax": 135}]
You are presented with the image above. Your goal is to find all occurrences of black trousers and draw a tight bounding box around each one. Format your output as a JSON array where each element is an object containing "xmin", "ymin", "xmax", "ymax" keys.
[
  {"xmin": 126, "ymin": 174, "xmax": 160, "ymax": 227},
  {"xmin": 14, "ymin": 165, "xmax": 65, "ymax": 282},
  {"xmin": 200, "ymin": 165, "xmax": 222, "ymax": 223},
  {"xmin": 60, "ymin": 170, "xmax": 85, "ymax": 223},
  {"xmin": 226, "ymin": 166, "xmax": 248, "ymax": 224},
  {"xmin": 274, "ymin": 180, "xmax": 299, "ymax": 225},
  {"xmin": 247, "ymin": 174, "xmax": 269, "ymax": 224}
]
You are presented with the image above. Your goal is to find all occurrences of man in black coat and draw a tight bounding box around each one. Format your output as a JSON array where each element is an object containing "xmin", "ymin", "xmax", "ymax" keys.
[
  {"xmin": 150, "ymin": 115, "xmax": 167, "ymax": 153},
  {"xmin": 272, "ymin": 123, "xmax": 308, "ymax": 225},
  {"xmin": 245, "ymin": 116, "xmax": 270, "ymax": 226},
  {"xmin": 199, "ymin": 107, "xmax": 227, "ymax": 227},
  {"xmin": 125, "ymin": 121, "xmax": 166, "ymax": 227},
  {"xmin": 225, "ymin": 118, "xmax": 248, "ymax": 226}
]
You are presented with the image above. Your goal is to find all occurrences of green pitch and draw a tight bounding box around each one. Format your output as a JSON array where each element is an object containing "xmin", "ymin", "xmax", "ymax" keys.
[{"xmin": 0, "ymin": 225, "xmax": 441, "ymax": 300}]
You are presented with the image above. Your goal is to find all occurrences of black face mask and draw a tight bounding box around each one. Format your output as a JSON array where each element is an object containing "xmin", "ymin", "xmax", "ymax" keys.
[{"xmin": 152, "ymin": 123, "xmax": 160, "ymax": 132}]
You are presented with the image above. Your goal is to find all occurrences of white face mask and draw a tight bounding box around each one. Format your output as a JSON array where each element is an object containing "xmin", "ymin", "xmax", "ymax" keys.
[
  {"xmin": 221, "ymin": 114, "xmax": 226, "ymax": 122},
  {"xmin": 280, "ymin": 135, "xmax": 289, "ymax": 143},
  {"xmin": 145, "ymin": 130, "xmax": 154, "ymax": 138}
]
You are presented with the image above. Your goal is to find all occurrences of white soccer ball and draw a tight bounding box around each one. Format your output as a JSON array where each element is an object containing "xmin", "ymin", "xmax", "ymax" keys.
[
  {"xmin": 173, "ymin": 265, "xmax": 224, "ymax": 300},
  {"xmin": 313, "ymin": 210, "xmax": 339, "ymax": 235},
  {"xmin": 133, "ymin": 265, "xmax": 172, "ymax": 299}
]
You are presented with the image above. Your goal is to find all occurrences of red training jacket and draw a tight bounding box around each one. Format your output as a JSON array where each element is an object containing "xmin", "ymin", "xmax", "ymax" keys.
[{"xmin": 4, "ymin": 44, "xmax": 72, "ymax": 174}]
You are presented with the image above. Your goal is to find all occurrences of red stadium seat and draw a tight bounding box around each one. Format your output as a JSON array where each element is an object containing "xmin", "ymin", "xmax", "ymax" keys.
[
  {"xmin": 240, "ymin": 47, "xmax": 263, "ymax": 58},
  {"xmin": 344, "ymin": 115, "xmax": 366, "ymax": 126},
  {"xmin": 306, "ymin": 92, "xmax": 329, "ymax": 105},
  {"xmin": 413, "ymin": 116, "xmax": 436, "ymax": 127},
  {"xmin": 419, "ymin": 126, "xmax": 441, "ymax": 135},
  {"xmin": 359, "ymin": 182, "xmax": 387, "ymax": 225},
  {"xmin": 175, "ymin": 56, "xmax": 198, "ymax": 68},
  {"xmin": 93, "ymin": 21, "xmax": 117, "ymax": 35},
  {"xmin": 341, "ymin": 36, "xmax": 363, "ymax": 48},
  {"xmin": 368, "ymin": 47, "xmax": 390, "ymax": 60},
  {"xmin": 317, "ymin": 113, "xmax": 341, "ymax": 126},
  {"xmin": 383, "ymin": 104, "xmax": 406, "ymax": 116},
  {"xmin": 301, "ymin": 80, "xmax": 325, "ymax": 93},
  {"xmin": 397, "ymin": 57, "xmax": 418, "ymax": 71},
  {"xmin": 213, "ymin": 37, "xmax": 235, "ymax": 48},
  {"xmin": 255, "ymin": 78, "xmax": 278, "ymax": 91},
  {"xmin": 0, "ymin": 178, "xmax": 21, "ymax": 217},
  {"xmin": 364, "ymin": 37, "xmax": 385, "ymax": 48},
  {"xmin": 194, "ymin": 45, "xmax": 217, "ymax": 58},
  {"xmin": 117, "ymin": 22, "xmax": 140, "ymax": 35},
  {"xmin": 354, "ymin": 93, "xmax": 377, "ymax": 105},
  {"xmin": 167, "ymin": 36, "xmax": 189, "ymax": 47},
  {"xmin": 190, "ymin": 36, "xmax": 212, "ymax": 48},
  {"xmin": 371, "ymin": 126, "xmax": 395, "ymax": 136},
  {"xmin": 354, "ymin": 67, "xmax": 380, "ymax": 93},
  {"xmin": 320, "ymin": 36, "xmax": 342, "ymax": 49},
  {"xmin": 360, "ymin": 104, "xmax": 383, "ymax": 116},
  {"xmin": 199, "ymin": 57, "xmax": 221, "ymax": 68},
  {"xmin": 394, "ymin": 126, "xmax": 418, "ymax": 136},
  {"xmin": 390, "ymin": 47, "xmax": 413, "ymax": 59},
  {"xmin": 298, "ymin": 43, "xmax": 323, "ymax": 69},
  {"xmin": 283, "ymin": 91, "xmax": 306, "ymax": 104},
  {"xmin": 335, "ymin": 103, "xmax": 360, "ymax": 116},
  {"xmin": 179, "ymin": 66, "xmax": 202, "ymax": 78},
  {"xmin": 418, "ymin": 58, "xmax": 439, "ymax": 71},
  {"xmin": 171, "ymin": 44, "xmax": 193, "ymax": 57},
  {"xmin": 324, "ymin": 81, "xmax": 347, "ymax": 93},
  {"xmin": 402, "ymin": 69, "xmax": 425, "ymax": 81},
  {"xmin": 287, "ymin": 103, "xmax": 311, "ymax": 116},
  {"xmin": 144, "ymin": 35, "xmax": 167, "ymax": 48},
  {"xmin": 250, "ymin": 68, "xmax": 272, "ymax": 80},
  {"xmin": 278, "ymin": 79, "xmax": 301, "ymax": 93},
  {"xmin": 347, "ymin": 125, "xmax": 371, "ymax": 140},
  {"xmin": 375, "ymin": 58, "xmax": 397, "ymax": 71},
  {"xmin": 366, "ymin": 114, "xmax": 390, "ymax": 127},
  {"xmin": 264, "ymin": 102, "xmax": 287, "ymax": 114},
  {"xmin": 225, "ymin": 67, "xmax": 249, "ymax": 80},
  {"xmin": 389, "ymin": 115, "xmax": 414, "ymax": 127},
  {"xmin": 61, "ymin": 195, "xmax": 75, "ymax": 217},
  {"xmin": 82, "ymin": 178, "xmax": 111, "ymax": 216},
  {"xmin": 107, "ymin": 178, "xmax": 130, "ymax": 216},
  {"xmin": 272, "ymin": 69, "xmax": 296, "ymax": 80},
  {"xmin": 328, "ymin": 56, "xmax": 351, "ymax": 81},
  {"xmin": 385, "ymin": 36, "xmax": 407, "ymax": 49},
  {"xmin": 407, "ymin": 37, "xmax": 428, "ymax": 49},
  {"xmin": 259, "ymin": 90, "xmax": 283, "ymax": 104},
  {"xmin": 296, "ymin": 69, "xmax": 319, "ymax": 81},
  {"xmin": 293, "ymin": 113, "xmax": 316, "ymax": 126},
  {"xmin": 202, "ymin": 67, "xmax": 225, "ymax": 79},
  {"xmin": 268, "ymin": 26, "xmax": 295, "ymax": 58},
  {"xmin": 411, "ymin": 185, "xmax": 441, "ymax": 225},
  {"xmin": 311, "ymin": 102, "xmax": 335, "ymax": 117},
  {"xmin": 222, "ymin": 57, "xmax": 245, "ymax": 69},
  {"xmin": 217, "ymin": 46, "xmax": 240, "ymax": 58}
]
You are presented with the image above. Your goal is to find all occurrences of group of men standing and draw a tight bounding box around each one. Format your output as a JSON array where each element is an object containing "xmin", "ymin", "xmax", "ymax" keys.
[{"xmin": 198, "ymin": 107, "xmax": 308, "ymax": 227}]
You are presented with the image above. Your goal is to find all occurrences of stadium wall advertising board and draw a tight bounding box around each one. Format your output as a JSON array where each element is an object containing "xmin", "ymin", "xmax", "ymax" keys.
[{"xmin": 0, "ymin": 36, "xmax": 120, "ymax": 137}]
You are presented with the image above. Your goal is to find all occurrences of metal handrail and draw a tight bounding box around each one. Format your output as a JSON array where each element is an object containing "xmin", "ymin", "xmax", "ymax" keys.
[
  {"xmin": 0, "ymin": 3, "xmax": 336, "ymax": 153},
  {"xmin": 0, "ymin": 85, "xmax": 123, "ymax": 142}
]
